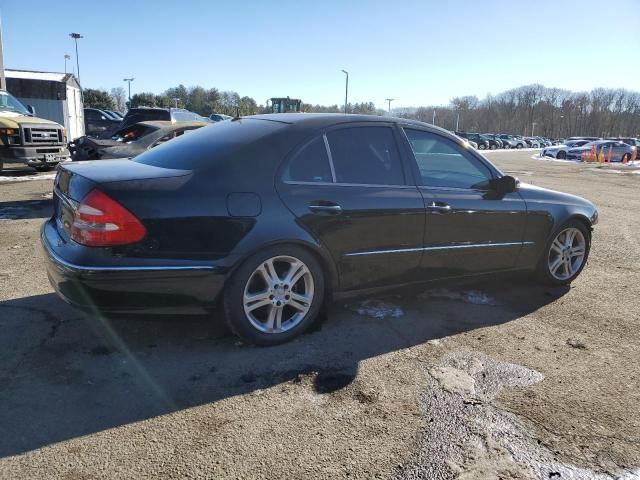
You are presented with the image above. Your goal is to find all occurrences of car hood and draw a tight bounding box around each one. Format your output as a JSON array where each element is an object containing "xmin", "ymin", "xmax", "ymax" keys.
[
  {"xmin": 0, "ymin": 113, "xmax": 63, "ymax": 129},
  {"xmin": 517, "ymin": 182, "xmax": 596, "ymax": 210}
]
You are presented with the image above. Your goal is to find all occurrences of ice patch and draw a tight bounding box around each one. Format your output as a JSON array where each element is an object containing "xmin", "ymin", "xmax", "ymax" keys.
[
  {"xmin": 421, "ymin": 288, "xmax": 496, "ymax": 305},
  {"xmin": 531, "ymin": 154, "xmax": 578, "ymax": 163},
  {"xmin": 398, "ymin": 352, "xmax": 638, "ymax": 480},
  {"xmin": 0, "ymin": 173, "xmax": 56, "ymax": 183},
  {"xmin": 346, "ymin": 299, "xmax": 404, "ymax": 319}
]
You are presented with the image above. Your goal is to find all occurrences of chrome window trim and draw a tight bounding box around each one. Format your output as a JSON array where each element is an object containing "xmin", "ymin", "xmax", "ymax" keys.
[
  {"xmin": 344, "ymin": 241, "xmax": 535, "ymax": 257},
  {"xmin": 322, "ymin": 133, "xmax": 337, "ymax": 183},
  {"xmin": 282, "ymin": 180, "xmax": 416, "ymax": 189}
]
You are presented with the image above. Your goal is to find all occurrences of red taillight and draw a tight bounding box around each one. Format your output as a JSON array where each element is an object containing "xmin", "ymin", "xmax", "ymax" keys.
[{"xmin": 71, "ymin": 189, "xmax": 146, "ymax": 247}]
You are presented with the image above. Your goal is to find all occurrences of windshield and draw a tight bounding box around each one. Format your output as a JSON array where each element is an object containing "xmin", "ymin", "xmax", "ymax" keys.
[{"xmin": 0, "ymin": 91, "xmax": 30, "ymax": 115}]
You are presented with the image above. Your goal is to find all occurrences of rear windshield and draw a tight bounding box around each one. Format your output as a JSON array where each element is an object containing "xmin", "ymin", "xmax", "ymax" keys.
[
  {"xmin": 134, "ymin": 118, "xmax": 287, "ymax": 170},
  {"xmin": 123, "ymin": 109, "xmax": 171, "ymax": 125}
]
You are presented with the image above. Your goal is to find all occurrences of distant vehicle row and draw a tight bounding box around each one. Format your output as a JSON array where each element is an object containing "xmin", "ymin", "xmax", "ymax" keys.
[
  {"xmin": 542, "ymin": 138, "xmax": 637, "ymax": 162},
  {"xmin": 455, "ymin": 132, "xmax": 559, "ymax": 150}
]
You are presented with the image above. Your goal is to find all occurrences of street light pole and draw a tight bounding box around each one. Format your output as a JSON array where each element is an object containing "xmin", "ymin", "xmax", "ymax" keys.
[
  {"xmin": 432, "ymin": 109, "xmax": 436, "ymax": 125},
  {"xmin": 123, "ymin": 78, "xmax": 134, "ymax": 108},
  {"xmin": 455, "ymin": 112, "xmax": 460, "ymax": 131},
  {"xmin": 341, "ymin": 70, "xmax": 348, "ymax": 114},
  {"xmin": 173, "ymin": 97, "xmax": 180, "ymax": 108},
  {"xmin": 69, "ymin": 33, "xmax": 83, "ymax": 85},
  {"xmin": 531, "ymin": 122, "xmax": 537, "ymax": 136},
  {"xmin": 385, "ymin": 98, "xmax": 395, "ymax": 113},
  {"xmin": 64, "ymin": 54, "xmax": 71, "ymax": 74}
]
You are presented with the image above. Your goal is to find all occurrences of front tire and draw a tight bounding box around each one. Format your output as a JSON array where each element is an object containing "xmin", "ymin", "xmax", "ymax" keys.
[
  {"xmin": 516, "ymin": 144, "xmax": 523, "ymax": 149},
  {"xmin": 223, "ymin": 245, "xmax": 325, "ymax": 346},
  {"xmin": 556, "ymin": 151, "xmax": 567, "ymax": 160},
  {"xmin": 537, "ymin": 220, "xmax": 590, "ymax": 285}
]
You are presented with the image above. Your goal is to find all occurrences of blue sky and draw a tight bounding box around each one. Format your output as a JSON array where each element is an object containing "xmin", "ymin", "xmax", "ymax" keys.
[{"xmin": 2, "ymin": 0, "xmax": 639, "ymax": 109}]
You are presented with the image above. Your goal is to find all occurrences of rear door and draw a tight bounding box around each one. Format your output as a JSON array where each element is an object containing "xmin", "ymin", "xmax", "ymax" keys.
[
  {"xmin": 400, "ymin": 127, "xmax": 528, "ymax": 279},
  {"xmin": 277, "ymin": 124, "xmax": 425, "ymax": 291}
]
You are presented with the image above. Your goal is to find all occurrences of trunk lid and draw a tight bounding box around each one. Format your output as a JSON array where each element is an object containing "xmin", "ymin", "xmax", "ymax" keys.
[{"xmin": 53, "ymin": 159, "xmax": 191, "ymax": 239}]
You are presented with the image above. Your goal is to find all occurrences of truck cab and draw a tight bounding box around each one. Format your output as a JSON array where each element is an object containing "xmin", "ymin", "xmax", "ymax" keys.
[{"xmin": 0, "ymin": 90, "xmax": 70, "ymax": 172}]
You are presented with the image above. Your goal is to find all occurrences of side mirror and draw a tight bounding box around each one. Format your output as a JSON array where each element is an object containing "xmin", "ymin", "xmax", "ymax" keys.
[
  {"xmin": 27, "ymin": 105, "xmax": 36, "ymax": 115},
  {"xmin": 490, "ymin": 175, "xmax": 518, "ymax": 194}
]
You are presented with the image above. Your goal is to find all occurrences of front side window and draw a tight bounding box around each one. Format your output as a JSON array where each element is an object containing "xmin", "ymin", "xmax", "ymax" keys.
[
  {"xmin": 326, "ymin": 126, "xmax": 404, "ymax": 185},
  {"xmin": 283, "ymin": 136, "xmax": 333, "ymax": 183},
  {"xmin": 403, "ymin": 128, "xmax": 493, "ymax": 189}
]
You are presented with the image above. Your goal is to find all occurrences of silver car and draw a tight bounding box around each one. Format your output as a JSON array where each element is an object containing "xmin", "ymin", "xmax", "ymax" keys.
[
  {"xmin": 542, "ymin": 139, "xmax": 591, "ymax": 159},
  {"xmin": 566, "ymin": 140, "xmax": 636, "ymax": 162}
]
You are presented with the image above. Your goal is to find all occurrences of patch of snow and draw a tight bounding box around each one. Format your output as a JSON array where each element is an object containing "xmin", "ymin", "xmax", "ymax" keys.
[
  {"xmin": 421, "ymin": 288, "xmax": 496, "ymax": 305},
  {"xmin": 484, "ymin": 148, "xmax": 541, "ymax": 153},
  {"xmin": 0, "ymin": 173, "xmax": 56, "ymax": 183},
  {"xmin": 530, "ymin": 154, "xmax": 578, "ymax": 163},
  {"xmin": 345, "ymin": 298, "xmax": 404, "ymax": 319}
]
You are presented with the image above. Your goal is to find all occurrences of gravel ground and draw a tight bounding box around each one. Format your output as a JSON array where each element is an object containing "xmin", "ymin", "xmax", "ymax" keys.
[{"xmin": 0, "ymin": 153, "xmax": 638, "ymax": 479}]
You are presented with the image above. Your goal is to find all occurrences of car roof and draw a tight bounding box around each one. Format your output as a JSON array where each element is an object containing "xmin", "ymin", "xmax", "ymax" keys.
[
  {"xmin": 136, "ymin": 120, "xmax": 208, "ymax": 129},
  {"xmin": 245, "ymin": 112, "xmax": 453, "ymax": 134}
]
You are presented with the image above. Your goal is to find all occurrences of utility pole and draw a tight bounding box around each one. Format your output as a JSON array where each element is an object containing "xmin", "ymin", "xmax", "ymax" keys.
[
  {"xmin": 341, "ymin": 70, "xmax": 348, "ymax": 114},
  {"xmin": 64, "ymin": 54, "xmax": 71, "ymax": 74},
  {"xmin": 123, "ymin": 78, "xmax": 134, "ymax": 108},
  {"xmin": 432, "ymin": 109, "xmax": 436, "ymax": 125},
  {"xmin": 0, "ymin": 16, "xmax": 6, "ymax": 90},
  {"xmin": 385, "ymin": 98, "xmax": 395, "ymax": 113},
  {"xmin": 531, "ymin": 122, "xmax": 537, "ymax": 136},
  {"xmin": 455, "ymin": 112, "xmax": 460, "ymax": 131},
  {"xmin": 69, "ymin": 33, "xmax": 83, "ymax": 85}
]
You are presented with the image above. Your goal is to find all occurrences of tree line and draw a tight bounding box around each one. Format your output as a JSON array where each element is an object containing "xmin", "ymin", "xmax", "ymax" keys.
[
  {"xmin": 83, "ymin": 83, "xmax": 640, "ymax": 137},
  {"xmin": 396, "ymin": 85, "xmax": 640, "ymax": 138}
]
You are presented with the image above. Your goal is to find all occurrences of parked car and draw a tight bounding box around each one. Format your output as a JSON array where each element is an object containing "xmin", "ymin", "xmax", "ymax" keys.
[
  {"xmin": 567, "ymin": 136, "xmax": 601, "ymax": 142},
  {"xmin": 566, "ymin": 140, "xmax": 636, "ymax": 162},
  {"xmin": 72, "ymin": 120, "xmax": 207, "ymax": 160},
  {"xmin": 118, "ymin": 107, "xmax": 207, "ymax": 130},
  {"xmin": 511, "ymin": 136, "xmax": 528, "ymax": 149},
  {"xmin": 497, "ymin": 134, "xmax": 518, "ymax": 149},
  {"xmin": 105, "ymin": 110, "xmax": 124, "ymax": 120},
  {"xmin": 209, "ymin": 113, "xmax": 232, "ymax": 122},
  {"xmin": 84, "ymin": 108, "xmax": 121, "ymax": 137},
  {"xmin": 524, "ymin": 137, "xmax": 541, "ymax": 148},
  {"xmin": 483, "ymin": 134, "xmax": 504, "ymax": 149},
  {"xmin": 43, "ymin": 113, "xmax": 598, "ymax": 345},
  {"xmin": 606, "ymin": 137, "xmax": 640, "ymax": 148},
  {"xmin": 542, "ymin": 140, "xmax": 591, "ymax": 159},
  {"xmin": 456, "ymin": 132, "xmax": 490, "ymax": 150}
]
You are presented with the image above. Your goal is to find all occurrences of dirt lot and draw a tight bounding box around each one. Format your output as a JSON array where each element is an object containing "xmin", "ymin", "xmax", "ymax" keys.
[{"xmin": 0, "ymin": 154, "xmax": 639, "ymax": 479}]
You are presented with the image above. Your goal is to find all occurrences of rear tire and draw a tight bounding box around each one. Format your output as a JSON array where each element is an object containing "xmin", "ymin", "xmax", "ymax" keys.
[
  {"xmin": 556, "ymin": 151, "xmax": 567, "ymax": 160},
  {"xmin": 490, "ymin": 144, "xmax": 497, "ymax": 150},
  {"xmin": 223, "ymin": 245, "xmax": 325, "ymax": 346},
  {"xmin": 516, "ymin": 144, "xmax": 523, "ymax": 149},
  {"xmin": 536, "ymin": 220, "xmax": 590, "ymax": 286}
]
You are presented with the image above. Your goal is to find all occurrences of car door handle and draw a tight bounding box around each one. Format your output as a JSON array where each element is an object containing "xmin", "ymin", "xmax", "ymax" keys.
[
  {"xmin": 426, "ymin": 202, "xmax": 451, "ymax": 213},
  {"xmin": 308, "ymin": 203, "xmax": 342, "ymax": 214}
]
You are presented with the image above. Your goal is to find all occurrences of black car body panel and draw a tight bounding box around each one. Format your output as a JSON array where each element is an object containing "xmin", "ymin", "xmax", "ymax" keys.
[{"xmin": 42, "ymin": 114, "xmax": 598, "ymax": 315}]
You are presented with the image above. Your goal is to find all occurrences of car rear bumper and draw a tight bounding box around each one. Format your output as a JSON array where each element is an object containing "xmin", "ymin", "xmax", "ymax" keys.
[{"xmin": 41, "ymin": 220, "xmax": 227, "ymax": 314}]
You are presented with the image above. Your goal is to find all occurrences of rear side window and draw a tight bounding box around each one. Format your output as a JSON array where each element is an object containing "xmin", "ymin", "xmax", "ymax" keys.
[
  {"xmin": 283, "ymin": 136, "xmax": 332, "ymax": 183},
  {"xmin": 404, "ymin": 128, "xmax": 492, "ymax": 189},
  {"xmin": 326, "ymin": 127, "xmax": 404, "ymax": 185}
]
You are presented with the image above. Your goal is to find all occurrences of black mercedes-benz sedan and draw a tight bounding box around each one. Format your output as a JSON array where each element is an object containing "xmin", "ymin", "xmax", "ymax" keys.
[{"xmin": 42, "ymin": 114, "xmax": 598, "ymax": 345}]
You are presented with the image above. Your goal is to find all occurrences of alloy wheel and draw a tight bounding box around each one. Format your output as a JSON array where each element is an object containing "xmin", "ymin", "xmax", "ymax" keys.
[
  {"xmin": 548, "ymin": 227, "xmax": 586, "ymax": 281},
  {"xmin": 243, "ymin": 255, "xmax": 314, "ymax": 334}
]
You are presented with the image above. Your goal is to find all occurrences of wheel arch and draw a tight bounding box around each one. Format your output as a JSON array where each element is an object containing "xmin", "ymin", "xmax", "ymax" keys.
[{"xmin": 227, "ymin": 239, "xmax": 339, "ymax": 300}]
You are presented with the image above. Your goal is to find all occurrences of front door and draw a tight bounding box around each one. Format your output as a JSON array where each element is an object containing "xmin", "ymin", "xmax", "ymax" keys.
[
  {"xmin": 401, "ymin": 127, "xmax": 528, "ymax": 279},
  {"xmin": 277, "ymin": 125, "xmax": 425, "ymax": 291}
]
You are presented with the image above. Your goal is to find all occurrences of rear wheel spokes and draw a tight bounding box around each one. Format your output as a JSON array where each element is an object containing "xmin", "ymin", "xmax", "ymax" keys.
[{"xmin": 243, "ymin": 255, "xmax": 315, "ymax": 334}]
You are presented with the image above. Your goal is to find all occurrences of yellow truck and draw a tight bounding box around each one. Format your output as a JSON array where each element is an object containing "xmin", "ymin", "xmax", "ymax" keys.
[{"xmin": 0, "ymin": 89, "xmax": 69, "ymax": 172}]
